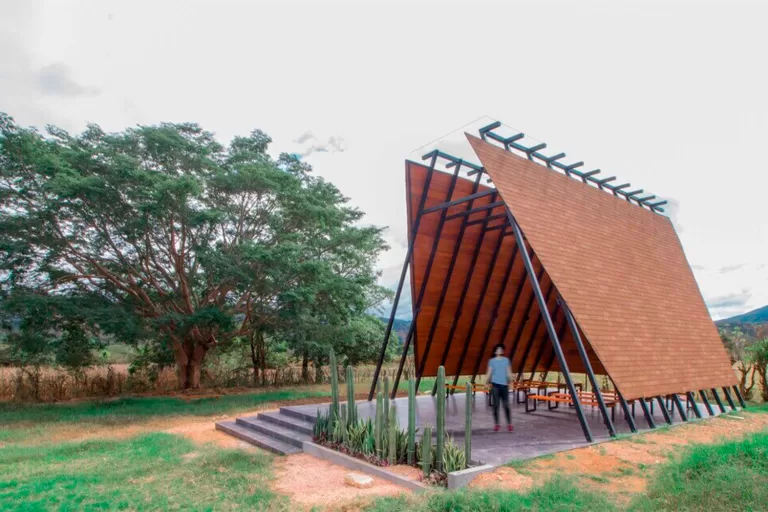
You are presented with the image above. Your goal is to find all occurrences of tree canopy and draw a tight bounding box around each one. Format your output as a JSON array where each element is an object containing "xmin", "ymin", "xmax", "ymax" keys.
[{"xmin": 0, "ymin": 113, "xmax": 390, "ymax": 388}]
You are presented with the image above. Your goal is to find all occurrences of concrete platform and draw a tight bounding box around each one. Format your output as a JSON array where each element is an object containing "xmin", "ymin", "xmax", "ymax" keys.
[{"xmin": 282, "ymin": 390, "xmax": 722, "ymax": 466}]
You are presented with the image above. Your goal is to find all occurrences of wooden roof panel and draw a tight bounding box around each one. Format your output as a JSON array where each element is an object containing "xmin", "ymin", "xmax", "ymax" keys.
[{"xmin": 467, "ymin": 135, "xmax": 736, "ymax": 399}]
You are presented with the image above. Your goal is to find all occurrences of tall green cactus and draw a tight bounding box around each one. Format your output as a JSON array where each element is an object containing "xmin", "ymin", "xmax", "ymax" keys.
[
  {"xmin": 329, "ymin": 349, "xmax": 339, "ymax": 431},
  {"xmin": 407, "ymin": 377, "xmax": 416, "ymax": 465},
  {"xmin": 383, "ymin": 373, "xmax": 390, "ymax": 423},
  {"xmin": 346, "ymin": 365, "xmax": 356, "ymax": 426},
  {"xmin": 375, "ymin": 391, "xmax": 383, "ymax": 458},
  {"xmin": 388, "ymin": 403, "xmax": 397, "ymax": 464},
  {"xmin": 436, "ymin": 365, "xmax": 445, "ymax": 473},
  {"xmin": 422, "ymin": 425, "xmax": 432, "ymax": 478},
  {"xmin": 341, "ymin": 404, "xmax": 348, "ymax": 446},
  {"xmin": 465, "ymin": 382, "xmax": 472, "ymax": 466}
]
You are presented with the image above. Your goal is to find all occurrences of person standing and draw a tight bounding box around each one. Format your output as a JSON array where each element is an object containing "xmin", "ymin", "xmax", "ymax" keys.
[{"xmin": 484, "ymin": 343, "xmax": 514, "ymax": 432}]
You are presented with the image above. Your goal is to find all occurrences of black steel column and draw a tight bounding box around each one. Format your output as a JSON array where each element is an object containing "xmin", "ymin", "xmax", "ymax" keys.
[
  {"xmin": 469, "ymin": 244, "xmax": 519, "ymax": 384},
  {"xmin": 686, "ymin": 391, "xmax": 702, "ymax": 419},
  {"xmin": 450, "ymin": 228, "xmax": 507, "ymax": 391},
  {"xmin": 722, "ymin": 387, "xmax": 737, "ymax": 410},
  {"xmin": 699, "ymin": 390, "xmax": 715, "ymax": 417},
  {"xmin": 369, "ymin": 154, "xmax": 437, "ymax": 400},
  {"xmin": 672, "ymin": 394, "xmax": 688, "ymax": 421},
  {"xmin": 733, "ymin": 385, "xmax": 747, "ymax": 408},
  {"xmin": 639, "ymin": 399, "xmax": 656, "ymax": 429},
  {"xmin": 507, "ymin": 263, "xmax": 545, "ymax": 361},
  {"xmin": 414, "ymin": 172, "xmax": 484, "ymax": 392},
  {"xmin": 540, "ymin": 349, "xmax": 558, "ymax": 382},
  {"xmin": 656, "ymin": 396, "xmax": 673, "ymax": 424},
  {"xmin": 389, "ymin": 161, "xmax": 464, "ymax": 399},
  {"xmin": 562, "ymin": 299, "xmax": 616, "ymax": 437},
  {"xmin": 616, "ymin": 389, "xmax": 637, "ymax": 433},
  {"xmin": 431, "ymin": 193, "xmax": 499, "ymax": 395},
  {"xmin": 508, "ymin": 211, "xmax": 594, "ymax": 443},
  {"xmin": 515, "ymin": 281, "xmax": 555, "ymax": 381},
  {"xmin": 528, "ymin": 309, "xmax": 566, "ymax": 380},
  {"xmin": 711, "ymin": 388, "xmax": 726, "ymax": 413}
]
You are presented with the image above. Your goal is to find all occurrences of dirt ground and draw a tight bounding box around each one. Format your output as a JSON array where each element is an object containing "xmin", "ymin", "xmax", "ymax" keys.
[
  {"xmin": 471, "ymin": 411, "xmax": 768, "ymax": 504},
  {"xmin": 166, "ymin": 418, "xmax": 420, "ymax": 510},
  {"xmin": 14, "ymin": 395, "xmax": 768, "ymax": 510}
]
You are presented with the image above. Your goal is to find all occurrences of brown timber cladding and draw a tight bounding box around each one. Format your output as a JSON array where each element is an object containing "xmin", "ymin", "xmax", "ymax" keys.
[
  {"xmin": 406, "ymin": 162, "xmax": 605, "ymax": 383},
  {"xmin": 467, "ymin": 134, "xmax": 736, "ymax": 400}
]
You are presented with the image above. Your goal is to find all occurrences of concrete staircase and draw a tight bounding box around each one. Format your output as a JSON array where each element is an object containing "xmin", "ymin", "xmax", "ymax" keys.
[{"xmin": 215, "ymin": 408, "xmax": 314, "ymax": 455}]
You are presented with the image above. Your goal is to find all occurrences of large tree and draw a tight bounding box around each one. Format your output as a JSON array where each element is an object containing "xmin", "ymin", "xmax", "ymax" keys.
[{"xmin": 0, "ymin": 113, "xmax": 389, "ymax": 388}]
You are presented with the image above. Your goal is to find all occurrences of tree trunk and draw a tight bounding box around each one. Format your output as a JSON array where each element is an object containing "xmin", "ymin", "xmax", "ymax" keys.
[
  {"xmin": 257, "ymin": 331, "xmax": 267, "ymax": 386},
  {"xmin": 301, "ymin": 351, "xmax": 310, "ymax": 383},
  {"xmin": 249, "ymin": 332, "xmax": 260, "ymax": 385},
  {"xmin": 173, "ymin": 340, "xmax": 208, "ymax": 390}
]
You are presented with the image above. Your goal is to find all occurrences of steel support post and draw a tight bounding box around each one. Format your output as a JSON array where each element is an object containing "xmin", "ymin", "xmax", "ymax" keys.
[
  {"xmin": 722, "ymin": 387, "xmax": 737, "ymax": 410},
  {"xmin": 389, "ymin": 161, "xmax": 464, "ymax": 399},
  {"xmin": 656, "ymin": 396, "xmax": 672, "ymax": 424},
  {"xmin": 699, "ymin": 390, "xmax": 715, "ymax": 417},
  {"xmin": 733, "ymin": 385, "xmax": 746, "ymax": 408},
  {"xmin": 639, "ymin": 399, "xmax": 656, "ymax": 429},
  {"xmin": 496, "ymin": 247, "xmax": 536, "ymax": 352},
  {"xmin": 672, "ymin": 394, "xmax": 688, "ymax": 421},
  {"xmin": 414, "ymin": 173, "xmax": 484, "ymax": 391},
  {"xmin": 528, "ymin": 308, "xmax": 565, "ymax": 380},
  {"xmin": 507, "ymin": 262, "xmax": 546, "ymax": 360},
  {"xmin": 368, "ymin": 154, "xmax": 437, "ymax": 400},
  {"xmin": 711, "ymin": 388, "xmax": 726, "ymax": 413},
  {"xmin": 615, "ymin": 389, "xmax": 637, "ymax": 433},
  {"xmin": 562, "ymin": 299, "xmax": 616, "ymax": 437},
  {"xmin": 686, "ymin": 391, "xmax": 703, "ymax": 419},
  {"xmin": 431, "ymin": 193, "xmax": 499, "ymax": 395},
  {"xmin": 450, "ymin": 229, "xmax": 507, "ymax": 391},
  {"xmin": 470, "ymin": 244, "xmax": 519, "ymax": 384},
  {"xmin": 508, "ymin": 211, "xmax": 593, "ymax": 443},
  {"xmin": 515, "ymin": 281, "xmax": 555, "ymax": 381}
]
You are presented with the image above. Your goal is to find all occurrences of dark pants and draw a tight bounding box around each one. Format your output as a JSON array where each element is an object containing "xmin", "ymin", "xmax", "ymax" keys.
[{"xmin": 492, "ymin": 383, "xmax": 511, "ymax": 425}]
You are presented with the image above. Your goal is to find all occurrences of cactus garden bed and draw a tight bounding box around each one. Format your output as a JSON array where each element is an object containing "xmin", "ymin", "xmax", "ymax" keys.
[{"xmin": 312, "ymin": 351, "xmax": 475, "ymax": 487}]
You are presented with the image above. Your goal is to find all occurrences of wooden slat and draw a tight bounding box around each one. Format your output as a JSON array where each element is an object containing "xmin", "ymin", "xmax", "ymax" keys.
[{"xmin": 467, "ymin": 136, "xmax": 737, "ymax": 400}]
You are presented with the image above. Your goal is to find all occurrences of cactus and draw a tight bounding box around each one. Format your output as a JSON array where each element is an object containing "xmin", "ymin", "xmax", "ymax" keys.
[
  {"xmin": 436, "ymin": 365, "xmax": 445, "ymax": 472},
  {"xmin": 346, "ymin": 365, "xmax": 356, "ymax": 426},
  {"xmin": 407, "ymin": 377, "xmax": 416, "ymax": 465},
  {"xmin": 341, "ymin": 404, "xmax": 348, "ymax": 446},
  {"xmin": 383, "ymin": 373, "xmax": 390, "ymax": 423},
  {"xmin": 375, "ymin": 391, "xmax": 384, "ymax": 458},
  {"xmin": 465, "ymin": 382, "xmax": 472, "ymax": 466},
  {"xmin": 329, "ymin": 349, "xmax": 339, "ymax": 432},
  {"xmin": 388, "ymin": 403, "xmax": 397, "ymax": 464},
  {"xmin": 422, "ymin": 425, "xmax": 432, "ymax": 478}
]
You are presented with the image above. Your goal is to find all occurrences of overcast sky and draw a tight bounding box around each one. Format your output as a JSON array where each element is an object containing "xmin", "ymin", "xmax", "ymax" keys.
[{"xmin": 2, "ymin": 0, "xmax": 766, "ymax": 320}]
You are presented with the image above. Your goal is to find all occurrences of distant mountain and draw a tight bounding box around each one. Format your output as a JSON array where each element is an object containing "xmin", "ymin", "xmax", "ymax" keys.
[
  {"xmin": 716, "ymin": 305, "xmax": 768, "ymax": 325},
  {"xmin": 378, "ymin": 317, "xmax": 412, "ymax": 343}
]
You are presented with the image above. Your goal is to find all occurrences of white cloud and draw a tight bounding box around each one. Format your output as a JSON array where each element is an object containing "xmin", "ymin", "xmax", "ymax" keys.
[{"xmin": 1, "ymin": 0, "xmax": 766, "ymax": 322}]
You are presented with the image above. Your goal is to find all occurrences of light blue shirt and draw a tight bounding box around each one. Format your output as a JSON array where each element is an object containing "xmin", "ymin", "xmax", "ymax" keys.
[{"xmin": 489, "ymin": 356, "xmax": 510, "ymax": 385}]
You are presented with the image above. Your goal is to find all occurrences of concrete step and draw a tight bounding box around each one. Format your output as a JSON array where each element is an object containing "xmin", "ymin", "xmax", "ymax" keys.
[
  {"xmin": 258, "ymin": 410, "xmax": 314, "ymax": 435},
  {"xmin": 279, "ymin": 406, "xmax": 316, "ymax": 423},
  {"xmin": 215, "ymin": 421, "xmax": 301, "ymax": 455},
  {"xmin": 236, "ymin": 416, "xmax": 311, "ymax": 448}
]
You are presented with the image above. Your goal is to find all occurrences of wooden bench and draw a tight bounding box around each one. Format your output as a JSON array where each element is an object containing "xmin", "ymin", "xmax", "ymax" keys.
[
  {"xmin": 514, "ymin": 380, "xmax": 582, "ymax": 404},
  {"xmin": 525, "ymin": 390, "xmax": 620, "ymax": 416},
  {"xmin": 444, "ymin": 383, "xmax": 494, "ymax": 406},
  {"xmin": 525, "ymin": 392, "xmax": 575, "ymax": 412}
]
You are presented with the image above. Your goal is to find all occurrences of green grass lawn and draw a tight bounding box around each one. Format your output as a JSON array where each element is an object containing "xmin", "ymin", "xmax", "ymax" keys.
[
  {"xmin": 0, "ymin": 433, "xmax": 285, "ymax": 511},
  {"xmin": 1, "ymin": 387, "xmax": 766, "ymax": 511},
  {"xmin": 0, "ymin": 389, "xmax": 330, "ymax": 427},
  {"xmin": 365, "ymin": 406, "xmax": 768, "ymax": 512},
  {"xmin": 366, "ymin": 477, "xmax": 615, "ymax": 512}
]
